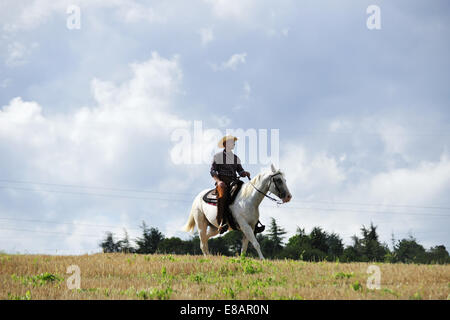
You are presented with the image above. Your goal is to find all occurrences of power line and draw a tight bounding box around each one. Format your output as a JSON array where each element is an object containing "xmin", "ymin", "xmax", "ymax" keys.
[
  {"xmin": 1, "ymin": 179, "xmax": 449, "ymax": 211},
  {"xmin": 0, "ymin": 185, "xmax": 192, "ymax": 202},
  {"xmin": 1, "ymin": 185, "xmax": 450, "ymax": 218},
  {"xmin": 0, "ymin": 217, "xmax": 142, "ymax": 231},
  {"xmin": 266, "ymin": 204, "xmax": 450, "ymax": 217},
  {"xmin": 0, "ymin": 179, "xmax": 194, "ymax": 196},
  {"xmin": 288, "ymin": 199, "xmax": 450, "ymax": 211},
  {"xmin": 0, "ymin": 227, "xmax": 102, "ymax": 238},
  {"xmin": 280, "ymin": 129, "xmax": 450, "ymax": 136}
]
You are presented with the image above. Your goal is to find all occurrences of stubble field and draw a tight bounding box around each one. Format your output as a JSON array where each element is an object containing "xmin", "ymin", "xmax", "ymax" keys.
[{"xmin": 1, "ymin": 253, "xmax": 449, "ymax": 300}]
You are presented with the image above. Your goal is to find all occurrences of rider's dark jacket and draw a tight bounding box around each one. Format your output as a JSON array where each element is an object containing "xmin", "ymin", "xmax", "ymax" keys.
[{"xmin": 210, "ymin": 149, "xmax": 245, "ymax": 179}]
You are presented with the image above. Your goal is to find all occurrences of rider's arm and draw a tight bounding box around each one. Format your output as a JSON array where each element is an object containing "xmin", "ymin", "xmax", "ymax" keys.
[
  {"xmin": 237, "ymin": 164, "xmax": 245, "ymax": 176},
  {"xmin": 210, "ymin": 158, "xmax": 220, "ymax": 182},
  {"xmin": 235, "ymin": 155, "xmax": 249, "ymax": 178}
]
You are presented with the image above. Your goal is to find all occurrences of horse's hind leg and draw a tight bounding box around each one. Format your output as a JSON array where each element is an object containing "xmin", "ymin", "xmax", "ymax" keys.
[
  {"xmin": 201, "ymin": 225, "xmax": 219, "ymax": 256},
  {"xmin": 195, "ymin": 210, "xmax": 211, "ymax": 256},
  {"xmin": 199, "ymin": 228, "xmax": 209, "ymax": 256},
  {"xmin": 207, "ymin": 225, "xmax": 219, "ymax": 239}
]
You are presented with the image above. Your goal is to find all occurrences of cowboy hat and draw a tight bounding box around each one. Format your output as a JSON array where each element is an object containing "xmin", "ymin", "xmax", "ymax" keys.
[{"xmin": 218, "ymin": 135, "xmax": 238, "ymax": 148}]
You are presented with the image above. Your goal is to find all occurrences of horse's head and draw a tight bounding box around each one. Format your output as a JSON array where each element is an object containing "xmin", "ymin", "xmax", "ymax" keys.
[{"xmin": 268, "ymin": 164, "xmax": 292, "ymax": 203}]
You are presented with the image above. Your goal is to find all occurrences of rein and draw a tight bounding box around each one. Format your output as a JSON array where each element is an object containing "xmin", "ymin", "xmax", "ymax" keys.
[{"xmin": 247, "ymin": 173, "xmax": 284, "ymax": 205}]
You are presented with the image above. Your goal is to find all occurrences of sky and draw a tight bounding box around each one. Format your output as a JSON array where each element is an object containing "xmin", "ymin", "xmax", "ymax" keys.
[{"xmin": 0, "ymin": 0, "xmax": 449, "ymax": 255}]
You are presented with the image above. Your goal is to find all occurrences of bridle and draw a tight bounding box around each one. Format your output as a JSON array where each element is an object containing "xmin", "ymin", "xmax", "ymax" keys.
[{"xmin": 248, "ymin": 172, "xmax": 285, "ymax": 205}]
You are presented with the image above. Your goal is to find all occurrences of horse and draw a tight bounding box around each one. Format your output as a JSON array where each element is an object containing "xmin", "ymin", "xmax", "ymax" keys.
[{"xmin": 183, "ymin": 164, "xmax": 292, "ymax": 259}]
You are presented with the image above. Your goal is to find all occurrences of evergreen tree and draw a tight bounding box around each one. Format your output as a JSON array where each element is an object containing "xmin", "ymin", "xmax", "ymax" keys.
[
  {"xmin": 222, "ymin": 230, "xmax": 243, "ymax": 256},
  {"xmin": 326, "ymin": 232, "xmax": 344, "ymax": 260},
  {"xmin": 343, "ymin": 223, "xmax": 388, "ymax": 262},
  {"xmin": 94, "ymin": 221, "xmax": 448, "ymax": 265},
  {"xmin": 158, "ymin": 237, "xmax": 197, "ymax": 254},
  {"xmin": 426, "ymin": 245, "xmax": 450, "ymax": 264},
  {"xmin": 394, "ymin": 236, "xmax": 427, "ymax": 263},
  {"xmin": 135, "ymin": 221, "xmax": 164, "ymax": 254},
  {"xmin": 310, "ymin": 227, "xmax": 329, "ymax": 253},
  {"xmin": 360, "ymin": 223, "xmax": 389, "ymax": 261},
  {"xmin": 99, "ymin": 231, "xmax": 121, "ymax": 253},
  {"xmin": 342, "ymin": 235, "xmax": 362, "ymax": 262},
  {"xmin": 118, "ymin": 229, "xmax": 135, "ymax": 253},
  {"xmin": 280, "ymin": 227, "xmax": 311, "ymax": 260},
  {"xmin": 266, "ymin": 217, "xmax": 286, "ymax": 258},
  {"xmin": 208, "ymin": 236, "xmax": 230, "ymax": 256}
]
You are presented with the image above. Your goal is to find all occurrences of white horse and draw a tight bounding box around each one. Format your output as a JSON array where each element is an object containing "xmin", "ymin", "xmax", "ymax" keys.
[{"xmin": 183, "ymin": 164, "xmax": 292, "ymax": 259}]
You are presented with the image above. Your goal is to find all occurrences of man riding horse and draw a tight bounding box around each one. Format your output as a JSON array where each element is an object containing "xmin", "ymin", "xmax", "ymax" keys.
[{"xmin": 211, "ymin": 135, "xmax": 264, "ymax": 234}]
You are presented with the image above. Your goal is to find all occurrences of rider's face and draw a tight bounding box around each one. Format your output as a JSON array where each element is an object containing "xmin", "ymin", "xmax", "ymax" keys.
[{"xmin": 225, "ymin": 139, "xmax": 235, "ymax": 151}]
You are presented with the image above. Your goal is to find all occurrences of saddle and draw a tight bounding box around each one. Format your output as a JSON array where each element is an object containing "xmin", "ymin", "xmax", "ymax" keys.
[
  {"xmin": 202, "ymin": 179, "xmax": 243, "ymax": 231},
  {"xmin": 202, "ymin": 179, "xmax": 265, "ymax": 234},
  {"xmin": 202, "ymin": 179, "xmax": 244, "ymax": 206}
]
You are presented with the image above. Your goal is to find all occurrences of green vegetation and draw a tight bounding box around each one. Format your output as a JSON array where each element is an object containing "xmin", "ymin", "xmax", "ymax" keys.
[
  {"xmin": 8, "ymin": 290, "xmax": 32, "ymax": 300},
  {"xmin": 11, "ymin": 272, "xmax": 64, "ymax": 287},
  {"xmin": 351, "ymin": 281, "xmax": 362, "ymax": 291},
  {"xmin": 1, "ymin": 253, "xmax": 449, "ymax": 300},
  {"xmin": 98, "ymin": 219, "xmax": 450, "ymax": 264},
  {"xmin": 334, "ymin": 272, "xmax": 354, "ymax": 279}
]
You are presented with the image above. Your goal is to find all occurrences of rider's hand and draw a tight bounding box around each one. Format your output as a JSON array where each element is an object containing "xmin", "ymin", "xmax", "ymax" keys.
[{"xmin": 241, "ymin": 171, "xmax": 250, "ymax": 178}]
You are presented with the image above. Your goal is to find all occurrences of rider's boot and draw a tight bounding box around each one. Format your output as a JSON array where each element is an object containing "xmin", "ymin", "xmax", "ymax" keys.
[
  {"xmin": 216, "ymin": 182, "xmax": 229, "ymax": 234},
  {"xmin": 217, "ymin": 197, "xmax": 229, "ymax": 234}
]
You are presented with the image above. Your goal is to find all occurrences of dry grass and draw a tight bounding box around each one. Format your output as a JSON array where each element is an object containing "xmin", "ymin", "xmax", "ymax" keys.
[{"xmin": 1, "ymin": 252, "xmax": 449, "ymax": 300}]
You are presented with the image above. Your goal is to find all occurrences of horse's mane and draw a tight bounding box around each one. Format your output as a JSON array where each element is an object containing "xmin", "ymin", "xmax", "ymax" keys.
[{"xmin": 239, "ymin": 169, "xmax": 284, "ymax": 198}]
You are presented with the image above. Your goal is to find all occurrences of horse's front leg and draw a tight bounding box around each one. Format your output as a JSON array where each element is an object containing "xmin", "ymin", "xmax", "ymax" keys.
[
  {"xmin": 238, "ymin": 222, "xmax": 264, "ymax": 259},
  {"xmin": 241, "ymin": 236, "xmax": 249, "ymax": 256}
]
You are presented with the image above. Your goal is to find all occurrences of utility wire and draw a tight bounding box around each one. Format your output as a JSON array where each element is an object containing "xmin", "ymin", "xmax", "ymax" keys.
[
  {"xmin": 0, "ymin": 227, "xmax": 102, "ymax": 238},
  {"xmin": 0, "ymin": 217, "xmax": 142, "ymax": 231},
  {"xmin": 1, "ymin": 179, "xmax": 449, "ymax": 210},
  {"xmin": 1, "ymin": 185, "xmax": 450, "ymax": 218},
  {"xmin": 0, "ymin": 179, "xmax": 194, "ymax": 196},
  {"xmin": 0, "ymin": 185, "xmax": 191, "ymax": 202},
  {"xmin": 266, "ymin": 204, "xmax": 450, "ymax": 217}
]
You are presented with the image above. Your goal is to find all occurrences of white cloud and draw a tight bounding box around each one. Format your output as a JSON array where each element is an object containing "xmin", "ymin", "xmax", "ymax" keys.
[
  {"xmin": 203, "ymin": 0, "xmax": 256, "ymax": 20},
  {"xmin": 376, "ymin": 121, "xmax": 409, "ymax": 156},
  {"xmin": 0, "ymin": 52, "xmax": 188, "ymax": 185},
  {"xmin": 274, "ymin": 135, "xmax": 450, "ymax": 247},
  {"xmin": 329, "ymin": 119, "xmax": 351, "ymax": 132},
  {"xmin": 119, "ymin": 2, "xmax": 166, "ymax": 24},
  {"xmin": 223, "ymin": 53, "xmax": 247, "ymax": 70},
  {"xmin": 199, "ymin": 27, "xmax": 214, "ymax": 46},
  {"xmin": 1, "ymin": 0, "xmax": 164, "ymax": 32},
  {"xmin": 1, "ymin": 1, "xmax": 63, "ymax": 32},
  {"xmin": 0, "ymin": 51, "xmax": 199, "ymax": 253},
  {"xmin": 211, "ymin": 115, "xmax": 231, "ymax": 127},
  {"xmin": 5, "ymin": 41, "xmax": 39, "ymax": 67},
  {"xmin": 210, "ymin": 52, "xmax": 247, "ymax": 71},
  {"xmin": 282, "ymin": 144, "xmax": 346, "ymax": 191},
  {"xmin": 243, "ymin": 81, "xmax": 251, "ymax": 99},
  {"xmin": 364, "ymin": 153, "xmax": 450, "ymax": 205},
  {"xmin": 0, "ymin": 78, "xmax": 11, "ymax": 88},
  {"xmin": 328, "ymin": 116, "xmax": 414, "ymax": 166}
]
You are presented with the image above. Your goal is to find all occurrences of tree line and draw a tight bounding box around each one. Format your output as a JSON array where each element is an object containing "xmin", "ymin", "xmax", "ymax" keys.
[{"xmin": 99, "ymin": 218, "xmax": 449, "ymax": 264}]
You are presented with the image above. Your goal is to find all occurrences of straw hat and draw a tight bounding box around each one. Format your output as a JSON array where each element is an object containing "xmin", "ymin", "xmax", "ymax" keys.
[{"xmin": 218, "ymin": 135, "xmax": 238, "ymax": 148}]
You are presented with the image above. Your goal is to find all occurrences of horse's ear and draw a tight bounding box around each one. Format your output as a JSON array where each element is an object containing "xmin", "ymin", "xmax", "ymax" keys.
[{"xmin": 270, "ymin": 163, "xmax": 277, "ymax": 173}]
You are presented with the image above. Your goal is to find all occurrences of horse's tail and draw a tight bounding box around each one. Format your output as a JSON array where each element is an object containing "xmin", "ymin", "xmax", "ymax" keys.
[{"xmin": 183, "ymin": 203, "xmax": 197, "ymax": 233}]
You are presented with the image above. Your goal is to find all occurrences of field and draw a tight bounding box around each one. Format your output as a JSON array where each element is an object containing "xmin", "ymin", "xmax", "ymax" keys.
[{"xmin": 1, "ymin": 253, "xmax": 449, "ymax": 300}]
